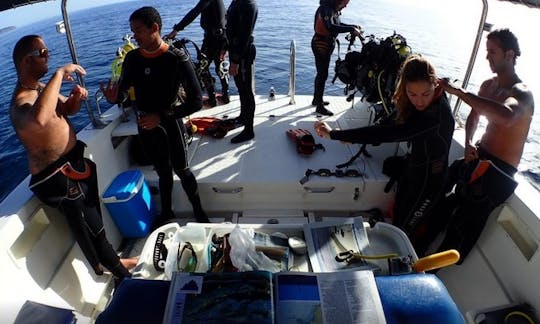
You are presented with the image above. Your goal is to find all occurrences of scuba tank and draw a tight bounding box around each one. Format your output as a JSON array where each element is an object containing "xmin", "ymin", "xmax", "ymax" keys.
[{"xmin": 111, "ymin": 35, "xmax": 137, "ymax": 82}]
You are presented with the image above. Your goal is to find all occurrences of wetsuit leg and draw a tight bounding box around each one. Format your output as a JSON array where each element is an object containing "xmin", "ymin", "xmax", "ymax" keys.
[
  {"xmin": 311, "ymin": 34, "xmax": 334, "ymax": 104},
  {"xmin": 150, "ymin": 119, "xmax": 208, "ymax": 222},
  {"xmin": 234, "ymin": 43, "xmax": 256, "ymax": 131},
  {"xmin": 436, "ymin": 159, "xmax": 518, "ymax": 263},
  {"xmin": 30, "ymin": 151, "xmax": 130, "ymax": 279},
  {"xmin": 393, "ymin": 163, "xmax": 447, "ymax": 254},
  {"xmin": 138, "ymin": 126, "xmax": 175, "ymax": 221},
  {"xmin": 202, "ymin": 32, "xmax": 229, "ymax": 100}
]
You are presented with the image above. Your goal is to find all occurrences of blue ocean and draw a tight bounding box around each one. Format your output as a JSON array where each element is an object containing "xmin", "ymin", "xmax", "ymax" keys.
[{"xmin": 1, "ymin": 0, "xmax": 539, "ymax": 202}]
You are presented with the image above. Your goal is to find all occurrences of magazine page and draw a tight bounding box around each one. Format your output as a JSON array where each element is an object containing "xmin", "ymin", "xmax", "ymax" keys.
[
  {"xmin": 275, "ymin": 270, "xmax": 386, "ymax": 324},
  {"xmin": 303, "ymin": 218, "xmax": 374, "ymax": 272},
  {"xmin": 163, "ymin": 271, "xmax": 274, "ymax": 324}
]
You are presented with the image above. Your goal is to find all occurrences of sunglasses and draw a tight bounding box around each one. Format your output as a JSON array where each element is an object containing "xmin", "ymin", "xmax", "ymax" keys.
[
  {"xmin": 177, "ymin": 242, "xmax": 197, "ymax": 272},
  {"xmin": 27, "ymin": 48, "xmax": 49, "ymax": 58}
]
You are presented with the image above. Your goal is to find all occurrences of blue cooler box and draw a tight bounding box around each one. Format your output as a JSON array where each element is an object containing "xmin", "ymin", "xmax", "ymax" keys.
[{"xmin": 102, "ymin": 170, "xmax": 156, "ymax": 237}]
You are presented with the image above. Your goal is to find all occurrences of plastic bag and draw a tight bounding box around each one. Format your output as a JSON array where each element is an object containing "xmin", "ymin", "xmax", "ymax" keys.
[
  {"xmin": 228, "ymin": 225, "xmax": 280, "ymax": 272},
  {"xmin": 164, "ymin": 225, "xmax": 206, "ymax": 279}
]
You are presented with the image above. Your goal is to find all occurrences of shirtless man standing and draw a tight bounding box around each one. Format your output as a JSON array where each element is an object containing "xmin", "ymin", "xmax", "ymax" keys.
[
  {"xmin": 434, "ymin": 28, "xmax": 534, "ymax": 262},
  {"xmin": 10, "ymin": 35, "xmax": 137, "ymax": 279}
]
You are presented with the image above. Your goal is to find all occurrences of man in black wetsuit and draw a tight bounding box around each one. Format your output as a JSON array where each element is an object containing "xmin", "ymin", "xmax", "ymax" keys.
[
  {"xmin": 10, "ymin": 35, "xmax": 137, "ymax": 280},
  {"xmin": 101, "ymin": 6, "xmax": 210, "ymax": 224},
  {"xmin": 166, "ymin": 0, "xmax": 229, "ymax": 107},
  {"xmin": 312, "ymin": 0, "xmax": 361, "ymax": 116},
  {"xmin": 226, "ymin": 0, "xmax": 258, "ymax": 144}
]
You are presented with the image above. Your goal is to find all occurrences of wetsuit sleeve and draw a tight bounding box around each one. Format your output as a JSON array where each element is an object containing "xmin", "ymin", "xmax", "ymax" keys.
[
  {"xmin": 173, "ymin": 0, "xmax": 211, "ymax": 31},
  {"xmin": 319, "ymin": 5, "xmax": 356, "ymax": 34},
  {"xmin": 173, "ymin": 50, "xmax": 203, "ymax": 118},
  {"xmin": 329, "ymin": 115, "xmax": 439, "ymax": 145},
  {"xmin": 227, "ymin": 2, "xmax": 257, "ymax": 64}
]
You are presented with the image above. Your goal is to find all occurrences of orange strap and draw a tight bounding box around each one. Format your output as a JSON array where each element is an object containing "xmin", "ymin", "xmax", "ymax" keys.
[
  {"xmin": 469, "ymin": 160, "xmax": 490, "ymax": 184},
  {"xmin": 60, "ymin": 161, "xmax": 92, "ymax": 180}
]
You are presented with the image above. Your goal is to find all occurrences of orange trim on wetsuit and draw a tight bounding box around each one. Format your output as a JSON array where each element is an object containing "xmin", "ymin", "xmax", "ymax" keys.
[
  {"xmin": 60, "ymin": 161, "xmax": 92, "ymax": 180},
  {"xmin": 315, "ymin": 11, "xmax": 331, "ymax": 37},
  {"xmin": 140, "ymin": 42, "xmax": 169, "ymax": 59}
]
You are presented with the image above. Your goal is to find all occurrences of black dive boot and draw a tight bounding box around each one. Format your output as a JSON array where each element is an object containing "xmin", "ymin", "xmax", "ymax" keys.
[
  {"xmin": 231, "ymin": 128, "xmax": 255, "ymax": 144},
  {"xmin": 315, "ymin": 103, "xmax": 333, "ymax": 116}
]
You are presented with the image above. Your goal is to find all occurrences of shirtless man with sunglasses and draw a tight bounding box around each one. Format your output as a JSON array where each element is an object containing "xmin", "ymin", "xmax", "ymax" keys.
[{"xmin": 10, "ymin": 35, "xmax": 137, "ymax": 280}]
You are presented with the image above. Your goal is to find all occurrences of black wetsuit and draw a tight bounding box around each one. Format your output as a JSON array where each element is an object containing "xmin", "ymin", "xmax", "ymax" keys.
[
  {"xmin": 433, "ymin": 147, "xmax": 518, "ymax": 262},
  {"xmin": 29, "ymin": 140, "xmax": 131, "ymax": 279},
  {"xmin": 173, "ymin": 0, "xmax": 229, "ymax": 103},
  {"xmin": 226, "ymin": 0, "xmax": 258, "ymax": 131},
  {"xmin": 118, "ymin": 44, "xmax": 207, "ymax": 223},
  {"xmin": 312, "ymin": 1, "xmax": 357, "ymax": 105},
  {"xmin": 329, "ymin": 94, "xmax": 455, "ymax": 248}
]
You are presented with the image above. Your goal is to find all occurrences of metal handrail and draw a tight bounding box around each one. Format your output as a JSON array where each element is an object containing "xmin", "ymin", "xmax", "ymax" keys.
[
  {"xmin": 61, "ymin": 0, "xmax": 107, "ymax": 129},
  {"xmin": 453, "ymin": 0, "xmax": 490, "ymax": 120},
  {"xmin": 288, "ymin": 40, "xmax": 296, "ymax": 105}
]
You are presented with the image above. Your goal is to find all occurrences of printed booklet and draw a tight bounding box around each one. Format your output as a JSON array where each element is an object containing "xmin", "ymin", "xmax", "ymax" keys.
[{"xmin": 162, "ymin": 269, "xmax": 386, "ymax": 324}]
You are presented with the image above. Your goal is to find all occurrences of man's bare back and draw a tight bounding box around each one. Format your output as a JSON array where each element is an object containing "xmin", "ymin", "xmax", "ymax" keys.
[{"xmin": 476, "ymin": 77, "xmax": 534, "ymax": 167}]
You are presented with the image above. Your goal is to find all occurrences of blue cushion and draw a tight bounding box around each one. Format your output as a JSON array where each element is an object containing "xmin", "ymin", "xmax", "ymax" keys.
[
  {"xmin": 375, "ymin": 274, "xmax": 465, "ymax": 324},
  {"xmin": 96, "ymin": 278, "xmax": 170, "ymax": 324}
]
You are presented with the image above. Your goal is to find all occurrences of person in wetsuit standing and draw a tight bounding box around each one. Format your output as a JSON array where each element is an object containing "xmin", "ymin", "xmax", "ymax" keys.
[
  {"xmin": 166, "ymin": 0, "xmax": 229, "ymax": 107},
  {"xmin": 10, "ymin": 35, "xmax": 138, "ymax": 280},
  {"xmin": 312, "ymin": 0, "xmax": 362, "ymax": 116},
  {"xmin": 226, "ymin": 0, "xmax": 258, "ymax": 144},
  {"xmin": 432, "ymin": 28, "xmax": 534, "ymax": 263},
  {"xmin": 101, "ymin": 6, "xmax": 210, "ymax": 225},
  {"xmin": 314, "ymin": 55, "xmax": 455, "ymax": 252}
]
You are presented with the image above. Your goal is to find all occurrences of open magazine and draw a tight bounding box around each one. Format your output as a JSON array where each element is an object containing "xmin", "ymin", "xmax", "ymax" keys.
[
  {"xmin": 303, "ymin": 217, "xmax": 376, "ymax": 272},
  {"xmin": 163, "ymin": 269, "xmax": 385, "ymax": 324}
]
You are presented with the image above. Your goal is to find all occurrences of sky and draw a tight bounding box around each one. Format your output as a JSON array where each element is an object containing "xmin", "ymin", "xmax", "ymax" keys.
[{"xmin": 0, "ymin": 0, "xmax": 135, "ymax": 28}]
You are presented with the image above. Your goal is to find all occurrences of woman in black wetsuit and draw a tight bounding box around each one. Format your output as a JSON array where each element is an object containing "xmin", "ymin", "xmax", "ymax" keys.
[
  {"xmin": 314, "ymin": 55, "xmax": 455, "ymax": 253},
  {"xmin": 312, "ymin": 0, "xmax": 361, "ymax": 116}
]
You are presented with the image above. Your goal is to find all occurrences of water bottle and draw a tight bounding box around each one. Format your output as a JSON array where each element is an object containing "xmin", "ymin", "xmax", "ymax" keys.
[{"xmin": 268, "ymin": 86, "xmax": 276, "ymax": 101}]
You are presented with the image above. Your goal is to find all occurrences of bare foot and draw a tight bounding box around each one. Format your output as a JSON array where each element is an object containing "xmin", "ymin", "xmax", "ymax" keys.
[{"xmin": 120, "ymin": 256, "xmax": 139, "ymax": 270}]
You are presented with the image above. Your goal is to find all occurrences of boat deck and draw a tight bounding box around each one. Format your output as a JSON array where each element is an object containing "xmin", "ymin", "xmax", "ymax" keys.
[{"xmin": 113, "ymin": 94, "xmax": 403, "ymax": 221}]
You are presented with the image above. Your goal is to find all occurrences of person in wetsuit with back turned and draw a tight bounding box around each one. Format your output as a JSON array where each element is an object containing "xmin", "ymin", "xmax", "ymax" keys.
[
  {"xmin": 314, "ymin": 55, "xmax": 455, "ymax": 252},
  {"xmin": 10, "ymin": 35, "xmax": 138, "ymax": 280},
  {"xmin": 166, "ymin": 0, "xmax": 229, "ymax": 107},
  {"xmin": 226, "ymin": 0, "xmax": 258, "ymax": 144},
  {"xmin": 431, "ymin": 28, "xmax": 534, "ymax": 263},
  {"xmin": 312, "ymin": 0, "xmax": 362, "ymax": 116},
  {"xmin": 101, "ymin": 6, "xmax": 210, "ymax": 225}
]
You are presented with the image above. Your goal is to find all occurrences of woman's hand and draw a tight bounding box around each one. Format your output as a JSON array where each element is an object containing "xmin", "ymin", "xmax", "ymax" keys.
[{"xmin": 314, "ymin": 121, "xmax": 332, "ymax": 138}]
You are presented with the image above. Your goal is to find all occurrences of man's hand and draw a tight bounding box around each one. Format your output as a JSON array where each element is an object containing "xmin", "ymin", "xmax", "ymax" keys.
[
  {"xmin": 69, "ymin": 84, "xmax": 88, "ymax": 102},
  {"xmin": 138, "ymin": 112, "xmax": 161, "ymax": 130},
  {"xmin": 59, "ymin": 63, "xmax": 86, "ymax": 82},
  {"xmin": 100, "ymin": 79, "xmax": 119, "ymax": 103},
  {"xmin": 438, "ymin": 78, "xmax": 462, "ymax": 97},
  {"xmin": 229, "ymin": 62, "xmax": 239, "ymax": 77},
  {"xmin": 464, "ymin": 143, "xmax": 479, "ymax": 163},
  {"xmin": 164, "ymin": 29, "xmax": 178, "ymax": 41}
]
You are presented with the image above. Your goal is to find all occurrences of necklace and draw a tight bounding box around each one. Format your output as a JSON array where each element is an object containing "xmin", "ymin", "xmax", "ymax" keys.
[{"xmin": 18, "ymin": 81, "xmax": 43, "ymax": 93}]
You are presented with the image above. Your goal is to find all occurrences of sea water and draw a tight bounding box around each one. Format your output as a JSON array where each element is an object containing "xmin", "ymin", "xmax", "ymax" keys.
[{"xmin": 0, "ymin": 0, "xmax": 538, "ymax": 202}]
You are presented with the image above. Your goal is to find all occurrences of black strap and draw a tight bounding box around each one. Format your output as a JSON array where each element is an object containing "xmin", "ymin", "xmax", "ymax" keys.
[
  {"xmin": 336, "ymin": 143, "xmax": 371, "ymax": 169},
  {"xmin": 152, "ymin": 232, "xmax": 168, "ymax": 272}
]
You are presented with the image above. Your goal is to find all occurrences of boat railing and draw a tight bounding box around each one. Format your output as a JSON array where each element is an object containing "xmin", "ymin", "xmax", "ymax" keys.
[
  {"xmin": 60, "ymin": 0, "xmax": 109, "ymax": 129},
  {"xmin": 453, "ymin": 0, "xmax": 490, "ymax": 122},
  {"xmin": 288, "ymin": 40, "xmax": 296, "ymax": 105}
]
